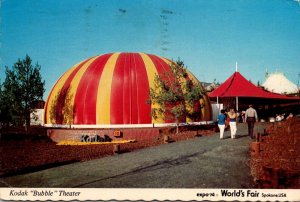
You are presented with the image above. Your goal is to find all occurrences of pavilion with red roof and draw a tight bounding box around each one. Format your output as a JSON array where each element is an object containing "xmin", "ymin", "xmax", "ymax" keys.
[{"xmin": 208, "ymin": 71, "xmax": 299, "ymax": 112}]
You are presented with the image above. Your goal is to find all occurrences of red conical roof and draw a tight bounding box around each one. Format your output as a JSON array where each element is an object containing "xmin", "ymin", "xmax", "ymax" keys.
[{"xmin": 209, "ymin": 72, "xmax": 299, "ymax": 100}]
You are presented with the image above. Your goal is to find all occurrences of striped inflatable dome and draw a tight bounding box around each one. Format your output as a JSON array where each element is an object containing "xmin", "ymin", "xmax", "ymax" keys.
[{"xmin": 44, "ymin": 52, "xmax": 212, "ymax": 127}]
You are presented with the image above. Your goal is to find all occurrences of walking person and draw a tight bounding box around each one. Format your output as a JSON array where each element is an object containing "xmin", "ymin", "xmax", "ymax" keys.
[
  {"xmin": 228, "ymin": 108, "xmax": 237, "ymax": 139},
  {"xmin": 217, "ymin": 109, "xmax": 226, "ymax": 139},
  {"xmin": 244, "ymin": 105, "xmax": 258, "ymax": 139}
]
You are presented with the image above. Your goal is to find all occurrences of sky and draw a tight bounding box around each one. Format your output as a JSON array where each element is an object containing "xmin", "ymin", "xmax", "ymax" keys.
[{"xmin": 1, "ymin": 0, "xmax": 300, "ymax": 99}]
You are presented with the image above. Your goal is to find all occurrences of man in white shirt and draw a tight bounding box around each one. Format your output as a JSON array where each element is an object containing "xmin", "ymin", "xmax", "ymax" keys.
[{"xmin": 244, "ymin": 105, "xmax": 258, "ymax": 139}]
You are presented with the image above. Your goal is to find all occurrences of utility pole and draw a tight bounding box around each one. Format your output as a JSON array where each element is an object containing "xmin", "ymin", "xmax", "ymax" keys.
[
  {"xmin": 297, "ymin": 73, "xmax": 300, "ymax": 93},
  {"xmin": 298, "ymin": 73, "xmax": 300, "ymax": 115}
]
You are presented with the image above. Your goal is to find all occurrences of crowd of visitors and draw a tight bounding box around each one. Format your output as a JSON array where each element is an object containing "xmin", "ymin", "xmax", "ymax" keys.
[
  {"xmin": 275, "ymin": 112, "xmax": 294, "ymax": 121},
  {"xmin": 217, "ymin": 104, "xmax": 296, "ymax": 140},
  {"xmin": 217, "ymin": 105, "xmax": 258, "ymax": 139}
]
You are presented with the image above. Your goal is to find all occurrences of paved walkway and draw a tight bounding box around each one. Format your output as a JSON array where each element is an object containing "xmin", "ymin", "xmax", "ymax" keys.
[{"xmin": 1, "ymin": 123, "xmax": 267, "ymax": 188}]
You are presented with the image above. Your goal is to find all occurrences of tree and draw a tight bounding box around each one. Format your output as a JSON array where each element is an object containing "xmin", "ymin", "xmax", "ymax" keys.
[
  {"xmin": 1, "ymin": 68, "xmax": 19, "ymax": 126},
  {"xmin": 1, "ymin": 55, "xmax": 45, "ymax": 127},
  {"xmin": 149, "ymin": 59, "xmax": 204, "ymax": 133},
  {"xmin": 0, "ymin": 82, "xmax": 4, "ymax": 127}
]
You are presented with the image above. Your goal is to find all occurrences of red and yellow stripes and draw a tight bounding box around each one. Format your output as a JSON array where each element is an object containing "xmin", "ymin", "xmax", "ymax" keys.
[
  {"xmin": 109, "ymin": 53, "xmax": 152, "ymax": 124},
  {"xmin": 44, "ymin": 52, "xmax": 212, "ymax": 125},
  {"xmin": 74, "ymin": 53, "xmax": 113, "ymax": 124},
  {"xmin": 44, "ymin": 57, "xmax": 95, "ymax": 124}
]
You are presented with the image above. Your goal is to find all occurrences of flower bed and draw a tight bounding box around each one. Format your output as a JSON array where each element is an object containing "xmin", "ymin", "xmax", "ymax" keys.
[{"xmin": 0, "ymin": 125, "xmax": 214, "ymax": 177}]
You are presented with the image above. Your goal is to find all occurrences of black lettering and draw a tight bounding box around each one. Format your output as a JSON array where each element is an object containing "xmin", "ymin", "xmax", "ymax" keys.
[
  {"xmin": 59, "ymin": 190, "xmax": 81, "ymax": 196},
  {"xmin": 221, "ymin": 190, "xmax": 230, "ymax": 196},
  {"xmin": 9, "ymin": 190, "xmax": 28, "ymax": 196},
  {"xmin": 221, "ymin": 189, "xmax": 244, "ymax": 197},
  {"xmin": 104, "ymin": 134, "xmax": 112, "ymax": 142},
  {"xmin": 247, "ymin": 190, "xmax": 259, "ymax": 197},
  {"xmin": 9, "ymin": 190, "xmax": 15, "ymax": 196}
]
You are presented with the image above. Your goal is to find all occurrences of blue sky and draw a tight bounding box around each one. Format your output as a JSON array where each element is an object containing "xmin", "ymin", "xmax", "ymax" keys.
[{"xmin": 1, "ymin": 0, "xmax": 300, "ymax": 99}]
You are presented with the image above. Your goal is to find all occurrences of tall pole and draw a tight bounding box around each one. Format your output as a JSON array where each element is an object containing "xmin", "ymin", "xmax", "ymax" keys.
[
  {"xmin": 297, "ymin": 73, "xmax": 300, "ymax": 96},
  {"xmin": 235, "ymin": 63, "xmax": 238, "ymax": 112},
  {"xmin": 235, "ymin": 63, "xmax": 238, "ymax": 111},
  {"xmin": 297, "ymin": 73, "xmax": 300, "ymax": 114}
]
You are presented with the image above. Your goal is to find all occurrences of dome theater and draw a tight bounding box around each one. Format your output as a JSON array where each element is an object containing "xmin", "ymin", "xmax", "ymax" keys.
[{"xmin": 44, "ymin": 52, "xmax": 212, "ymax": 142}]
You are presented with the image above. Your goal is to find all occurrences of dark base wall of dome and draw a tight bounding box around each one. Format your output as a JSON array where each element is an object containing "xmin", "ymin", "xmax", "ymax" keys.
[{"xmin": 47, "ymin": 128, "xmax": 160, "ymax": 143}]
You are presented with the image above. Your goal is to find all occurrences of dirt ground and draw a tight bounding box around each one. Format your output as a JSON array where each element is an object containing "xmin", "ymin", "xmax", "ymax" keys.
[
  {"xmin": 1, "ymin": 123, "xmax": 257, "ymax": 188},
  {"xmin": 250, "ymin": 117, "xmax": 300, "ymax": 188},
  {"xmin": 1, "ymin": 119, "xmax": 299, "ymax": 189}
]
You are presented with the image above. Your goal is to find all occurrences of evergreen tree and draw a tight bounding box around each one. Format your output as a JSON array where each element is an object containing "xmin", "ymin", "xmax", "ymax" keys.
[
  {"xmin": 0, "ymin": 82, "xmax": 3, "ymax": 126},
  {"xmin": 1, "ymin": 55, "xmax": 45, "ymax": 127}
]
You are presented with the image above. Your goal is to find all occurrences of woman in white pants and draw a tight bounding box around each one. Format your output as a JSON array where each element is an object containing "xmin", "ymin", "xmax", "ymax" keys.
[
  {"xmin": 228, "ymin": 108, "xmax": 237, "ymax": 139},
  {"xmin": 217, "ymin": 109, "xmax": 226, "ymax": 139}
]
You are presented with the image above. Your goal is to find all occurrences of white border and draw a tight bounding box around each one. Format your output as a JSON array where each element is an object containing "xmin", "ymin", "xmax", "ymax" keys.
[
  {"xmin": 1, "ymin": 188, "xmax": 299, "ymax": 201},
  {"xmin": 43, "ymin": 121, "xmax": 215, "ymax": 129}
]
